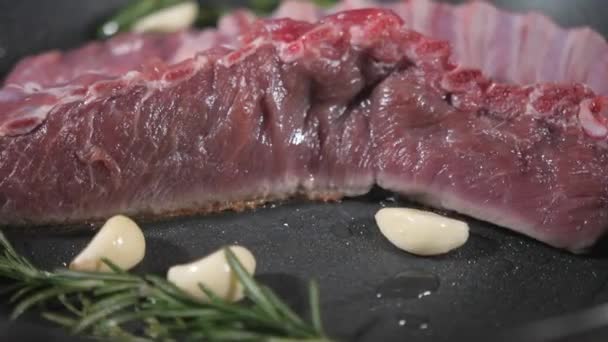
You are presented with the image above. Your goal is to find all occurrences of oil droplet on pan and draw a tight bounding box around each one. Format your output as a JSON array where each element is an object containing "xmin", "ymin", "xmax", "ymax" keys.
[{"xmin": 376, "ymin": 269, "xmax": 440, "ymax": 299}]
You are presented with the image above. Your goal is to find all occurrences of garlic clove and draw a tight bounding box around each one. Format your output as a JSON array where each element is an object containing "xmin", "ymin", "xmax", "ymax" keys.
[
  {"xmin": 375, "ymin": 208, "xmax": 469, "ymax": 256},
  {"xmin": 167, "ymin": 246, "xmax": 256, "ymax": 302},
  {"xmin": 132, "ymin": 1, "xmax": 199, "ymax": 33},
  {"xmin": 70, "ymin": 215, "xmax": 145, "ymax": 272}
]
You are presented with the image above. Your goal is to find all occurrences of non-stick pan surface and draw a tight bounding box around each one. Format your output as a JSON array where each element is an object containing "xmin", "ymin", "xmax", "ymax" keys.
[{"xmin": 1, "ymin": 1, "xmax": 608, "ymax": 341}]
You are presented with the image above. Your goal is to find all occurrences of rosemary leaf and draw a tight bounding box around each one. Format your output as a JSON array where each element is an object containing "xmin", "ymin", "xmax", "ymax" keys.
[
  {"xmin": 0, "ymin": 231, "xmax": 331, "ymax": 341},
  {"xmin": 260, "ymin": 285, "xmax": 306, "ymax": 327},
  {"xmin": 249, "ymin": 0, "xmax": 280, "ymax": 14},
  {"xmin": 93, "ymin": 283, "xmax": 137, "ymax": 296},
  {"xmin": 144, "ymin": 274, "xmax": 199, "ymax": 304},
  {"xmin": 86, "ymin": 290, "xmax": 138, "ymax": 314},
  {"xmin": 71, "ymin": 296, "xmax": 138, "ymax": 333},
  {"xmin": 224, "ymin": 247, "xmax": 281, "ymax": 320},
  {"xmin": 309, "ymin": 281, "xmax": 324, "ymax": 335},
  {"xmin": 57, "ymin": 293, "xmax": 83, "ymax": 317},
  {"xmin": 9, "ymin": 285, "xmax": 37, "ymax": 303},
  {"xmin": 98, "ymin": 0, "xmax": 189, "ymax": 38},
  {"xmin": 12, "ymin": 287, "xmax": 80, "ymax": 319},
  {"xmin": 97, "ymin": 0, "xmax": 339, "ymax": 39},
  {"xmin": 101, "ymin": 257, "xmax": 130, "ymax": 274},
  {"xmin": 42, "ymin": 312, "xmax": 78, "ymax": 327},
  {"xmin": 55, "ymin": 268, "xmax": 139, "ymax": 282},
  {"xmin": 311, "ymin": 0, "xmax": 338, "ymax": 8}
]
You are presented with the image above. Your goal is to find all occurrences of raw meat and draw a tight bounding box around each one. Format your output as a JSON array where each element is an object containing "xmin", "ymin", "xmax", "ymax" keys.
[
  {"xmin": 5, "ymin": 0, "xmax": 608, "ymax": 94},
  {"xmin": 1, "ymin": 8, "xmax": 608, "ymax": 252},
  {"xmin": 2, "ymin": 10, "xmax": 256, "ymax": 88}
]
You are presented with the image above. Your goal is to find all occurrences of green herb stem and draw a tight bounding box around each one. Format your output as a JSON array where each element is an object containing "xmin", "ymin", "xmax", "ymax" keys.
[
  {"xmin": 98, "ymin": 0, "xmax": 192, "ymax": 38},
  {"xmin": 0, "ymin": 231, "xmax": 331, "ymax": 341},
  {"xmin": 98, "ymin": 0, "xmax": 339, "ymax": 39}
]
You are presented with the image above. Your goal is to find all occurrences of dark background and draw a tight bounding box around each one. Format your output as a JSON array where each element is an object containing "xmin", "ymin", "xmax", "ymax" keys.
[{"xmin": 1, "ymin": 1, "xmax": 608, "ymax": 341}]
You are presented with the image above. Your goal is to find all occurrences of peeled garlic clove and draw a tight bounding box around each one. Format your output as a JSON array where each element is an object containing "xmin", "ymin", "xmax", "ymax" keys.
[
  {"xmin": 167, "ymin": 246, "xmax": 256, "ymax": 302},
  {"xmin": 132, "ymin": 1, "xmax": 199, "ymax": 33},
  {"xmin": 375, "ymin": 208, "xmax": 469, "ymax": 256},
  {"xmin": 70, "ymin": 215, "xmax": 145, "ymax": 272}
]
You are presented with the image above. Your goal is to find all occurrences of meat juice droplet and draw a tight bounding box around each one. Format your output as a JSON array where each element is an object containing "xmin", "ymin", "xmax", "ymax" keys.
[
  {"xmin": 330, "ymin": 220, "xmax": 371, "ymax": 238},
  {"xmin": 395, "ymin": 314, "xmax": 430, "ymax": 330},
  {"xmin": 376, "ymin": 270, "xmax": 440, "ymax": 299},
  {"xmin": 379, "ymin": 195, "xmax": 398, "ymax": 207},
  {"xmin": 354, "ymin": 314, "xmax": 431, "ymax": 341}
]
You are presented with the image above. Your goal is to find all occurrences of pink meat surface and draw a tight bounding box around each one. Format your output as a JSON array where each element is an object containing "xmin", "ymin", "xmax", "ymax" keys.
[
  {"xmin": 276, "ymin": 0, "xmax": 608, "ymax": 93},
  {"xmin": 5, "ymin": 0, "xmax": 608, "ymax": 93},
  {"xmin": 2, "ymin": 10, "xmax": 256, "ymax": 88},
  {"xmin": 1, "ymin": 4, "xmax": 608, "ymax": 252}
]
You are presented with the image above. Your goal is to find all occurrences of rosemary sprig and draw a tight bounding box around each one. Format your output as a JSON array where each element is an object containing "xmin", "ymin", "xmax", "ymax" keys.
[
  {"xmin": 98, "ymin": 0, "xmax": 188, "ymax": 38},
  {"xmin": 0, "ymin": 231, "xmax": 331, "ymax": 341},
  {"xmin": 98, "ymin": 0, "xmax": 338, "ymax": 39}
]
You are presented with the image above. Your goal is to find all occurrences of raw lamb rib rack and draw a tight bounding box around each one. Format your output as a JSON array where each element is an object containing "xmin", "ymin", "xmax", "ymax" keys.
[{"xmin": 2, "ymin": 3, "xmax": 608, "ymax": 252}]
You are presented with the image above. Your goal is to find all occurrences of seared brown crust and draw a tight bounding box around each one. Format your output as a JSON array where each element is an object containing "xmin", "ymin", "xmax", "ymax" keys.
[
  {"xmin": 152, "ymin": 191, "xmax": 343, "ymax": 219},
  {"xmin": 5, "ymin": 192, "xmax": 346, "ymax": 233}
]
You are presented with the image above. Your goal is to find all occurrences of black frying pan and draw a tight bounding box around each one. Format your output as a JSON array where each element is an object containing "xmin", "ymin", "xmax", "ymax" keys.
[{"xmin": 1, "ymin": 1, "xmax": 608, "ymax": 341}]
